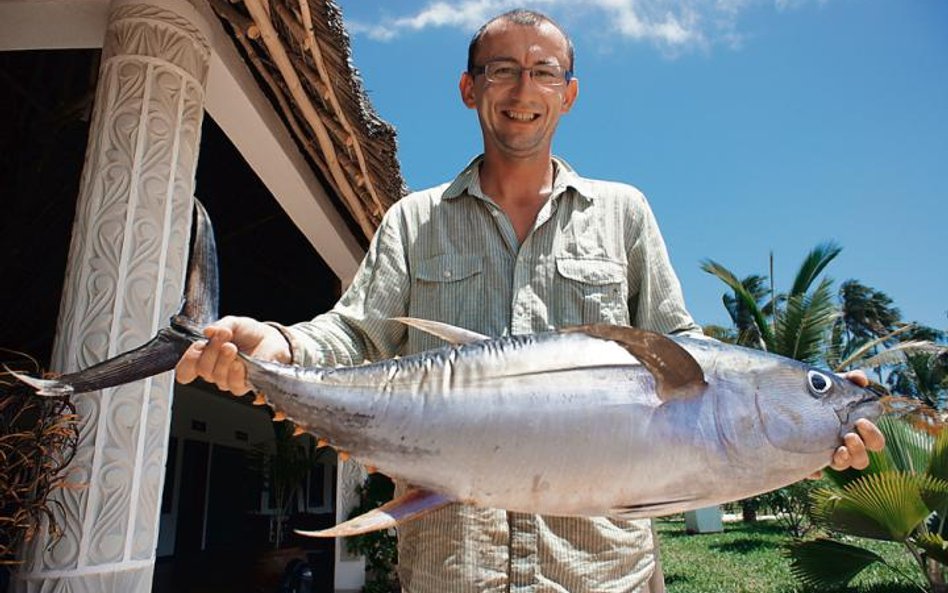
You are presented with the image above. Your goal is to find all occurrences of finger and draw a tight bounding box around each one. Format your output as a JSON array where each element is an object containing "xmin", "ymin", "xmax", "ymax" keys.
[
  {"xmin": 843, "ymin": 370, "xmax": 869, "ymax": 388},
  {"xmin": 854, "ymin": 418, "xmax": 886, "ymax": 452},
  {"xmin": 195, "ymin": 335, "xmax": 226, "ymax": 382},
  {"xmin": 843, "ymin": 432, "xmax": 869, "ymax": 470},
  {"xmin": 212, "ymin": 342, "xmax": 240, "ymax": 390},
  {"xmin": 226, "ymin": 360, "xmax": 250, "ymax": 396},
  {"xmin": 830, "ymin": 445, "xmax": 851, "ymax": 471},
  {"xmin": 807, "ymin": 470, "xmax": 823, "ymax": 480},
  {"xmin": 174, "ymin": 342, "xmax": 205, "ymax": 384}
]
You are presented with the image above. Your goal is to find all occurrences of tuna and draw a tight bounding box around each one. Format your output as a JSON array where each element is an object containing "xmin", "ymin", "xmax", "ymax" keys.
[{"xmin": 14, "ymin": 200, "xmax": 883, "ymax": 537}]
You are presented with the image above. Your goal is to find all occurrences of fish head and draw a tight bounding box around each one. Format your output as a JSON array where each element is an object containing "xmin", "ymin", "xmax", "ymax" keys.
[{"xmin": 753, "ymin": 362, "xmax": 883, "ymax": 455}]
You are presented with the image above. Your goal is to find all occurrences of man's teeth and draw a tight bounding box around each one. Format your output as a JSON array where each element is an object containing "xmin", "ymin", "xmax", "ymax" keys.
[{"xmin": 504, "ymin": 110, "xmax": 537, "ymax": 121}]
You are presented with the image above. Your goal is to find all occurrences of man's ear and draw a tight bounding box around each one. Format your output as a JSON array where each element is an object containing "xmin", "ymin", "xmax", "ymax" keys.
[
  {"xmin": 561, "ymin": 78, "xmax": 579, "ymax": 113},
  {"xmin": 459, "ymin": 72, "xmax": 477, "ymax": 109}
]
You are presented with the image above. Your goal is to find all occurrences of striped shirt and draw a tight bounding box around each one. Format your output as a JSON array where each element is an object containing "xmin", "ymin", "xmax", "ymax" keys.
[{"xmin": 282, "ymin": 156, "xmax": 701, "ymax": 593}]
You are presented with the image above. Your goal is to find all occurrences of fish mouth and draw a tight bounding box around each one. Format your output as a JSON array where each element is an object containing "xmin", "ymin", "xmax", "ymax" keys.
[{"xmin": 836, "ymin": 395, "xmax": 884, "ymax": 435}]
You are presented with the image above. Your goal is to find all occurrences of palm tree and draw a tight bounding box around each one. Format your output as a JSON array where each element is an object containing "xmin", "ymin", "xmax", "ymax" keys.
[
  {"xmin": 701, "ymin": 241, "xmax": 841, "ymax": 364},
  {"xmin": 838, "ymin": 279, "xmax": 902, "ymax": 342}
]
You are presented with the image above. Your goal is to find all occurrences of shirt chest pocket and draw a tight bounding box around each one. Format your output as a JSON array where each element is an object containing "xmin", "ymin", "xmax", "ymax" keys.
[
  {"xmin": 410, "ymin": 255, "xmax": 485, "ymax": 331},
  {"xmin": 554, "ymin": 257, "xmax": 629, "ymax": 326}
]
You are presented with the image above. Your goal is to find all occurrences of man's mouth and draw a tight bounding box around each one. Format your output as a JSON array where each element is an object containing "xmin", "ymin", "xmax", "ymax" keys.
[{"xmin": 502, "ymin": 109, "xmax": 540, "ymax": 122}]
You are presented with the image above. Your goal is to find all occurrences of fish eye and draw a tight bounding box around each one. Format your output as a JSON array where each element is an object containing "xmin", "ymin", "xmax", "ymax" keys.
[{"xmin": 807, "ymin": 370, "xmax": 832, "ymax": 395}]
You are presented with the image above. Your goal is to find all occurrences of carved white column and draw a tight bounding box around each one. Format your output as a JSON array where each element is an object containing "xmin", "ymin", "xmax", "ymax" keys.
[
  {"xmin": 14, "ymin": 1, "xmax": 209, "ymax": 591},
  {"xmin": 334, "ymin": 460, "xmax": 367, "ymax": 592}
]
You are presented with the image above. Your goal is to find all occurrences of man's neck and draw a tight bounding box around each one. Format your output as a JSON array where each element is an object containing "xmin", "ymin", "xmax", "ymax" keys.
[{"xmin": 478, "ymin": 152, "xmax": 555, "ymax": 209}]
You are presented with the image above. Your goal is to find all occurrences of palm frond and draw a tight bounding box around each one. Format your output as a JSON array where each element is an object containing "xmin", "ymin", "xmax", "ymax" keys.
[
  {"xmin": 834, "ymin": 325, "xmax": 919, "ymax": 371},
  {"xmin": 774, "ymin": 276, "xmax": 839, "ymax": 363},
  {"xmin": 786, "ymin": 538, "xmax": 883, "ymax": 589},
  {"xmin": 861, "ymin": 341, "xmax": 947, "ymax": 370},
  {"xmin": 789, "ymin": 241, "xmax": 842, "ymax": 296},
  {"xmin": 929, "ymin": 427, "xmax": 948, "ymax": 485},
  {"xmin": 701, "ymin": 259, "xmax": 774, "ymax": 349},
  {"xmin": 916, "ymin": 533, "xmax": 948, "ymax": 565},
  {"xmin": 810, "ymin": 472, "xmax": 935, "ymax": 541}
]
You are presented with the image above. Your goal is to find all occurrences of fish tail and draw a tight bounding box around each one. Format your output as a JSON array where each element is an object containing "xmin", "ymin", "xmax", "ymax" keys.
[
  {"xmin": 14, "ymin": 199, "xmax": 219, "ymax": 396},
  {"xmin": 6, "ymin": 367, "xmax": 73, "ymax": 397}
]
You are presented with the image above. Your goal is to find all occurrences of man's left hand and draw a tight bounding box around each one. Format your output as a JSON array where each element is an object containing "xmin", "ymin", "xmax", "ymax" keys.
[{"xmin": 812, "ymin": 370, "xmax": 886, "ymax": 477}]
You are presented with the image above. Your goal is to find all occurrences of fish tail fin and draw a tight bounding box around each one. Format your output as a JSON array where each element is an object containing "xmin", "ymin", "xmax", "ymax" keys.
[
  {"xmin": 172, "ymin": 198, "xmax": 220, "ymax": 336},
  {"xmin": 15, "ymin": 199, "xmax": 219, "ymax": 396},
  {"xmin": 295, "ymin": 488, "xmax": 452, "ymax": 538},
  {"xmin": 6, "ymin": 367, "xmax": 73, "ymax": 397}
]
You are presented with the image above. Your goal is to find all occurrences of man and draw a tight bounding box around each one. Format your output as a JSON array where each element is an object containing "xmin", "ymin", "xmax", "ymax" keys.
[{"xmin": 177, "ymin": 10, "xmax": 883, "ymax": 592}]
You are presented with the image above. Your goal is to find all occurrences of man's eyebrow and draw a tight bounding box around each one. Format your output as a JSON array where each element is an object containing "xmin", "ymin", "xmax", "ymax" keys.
[{"xmin": 483, "ymin": 56, "xmax": 563, "ymax": 66}]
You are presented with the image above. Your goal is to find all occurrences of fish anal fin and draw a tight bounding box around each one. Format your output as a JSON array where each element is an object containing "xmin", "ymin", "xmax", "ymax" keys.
[
  {"xmin": 564, "ymin": 324, "xmax": 707, "ymax": 401},
  {"xmin": 392, "ymin": 318, "xmax": 490, "ymax": 345},
  {"xmin": 295, "ymin": 488, "xmax": 453, "ymax": 538},
  {"xmin": 609, "ymin": 496, "xmax": 698, "ymax": 519}
]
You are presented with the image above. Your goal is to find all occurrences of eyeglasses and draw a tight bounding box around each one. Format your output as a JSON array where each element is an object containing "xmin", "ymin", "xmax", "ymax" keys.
[{"xmin": 470, "ymin": 61, "xmax": 573, "ymax": 88}]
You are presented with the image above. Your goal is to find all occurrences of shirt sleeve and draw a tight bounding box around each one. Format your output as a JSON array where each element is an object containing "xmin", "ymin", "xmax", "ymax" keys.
[
  {"xmin": 626, "ymin": 192, "xmax": 703, "ymax": 337},
  {"xmin": 278, "ymin": 203, "xmax": 411, "ymax": 367}
]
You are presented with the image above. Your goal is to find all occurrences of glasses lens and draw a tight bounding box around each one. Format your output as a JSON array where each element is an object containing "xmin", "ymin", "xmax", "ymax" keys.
[
  {"xmin": 483, "ymin": 62, "xmax": 566, "ymax": 87},
  {"xmin": 485, "ymin": 62, "xmax": 521, "ymax": 83},
  {"xmin": 532, "ymin": 66, "xmax": 565, "ymax": 86}
]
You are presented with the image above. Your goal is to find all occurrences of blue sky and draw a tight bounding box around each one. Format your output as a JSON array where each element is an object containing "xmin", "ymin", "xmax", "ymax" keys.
[{"xmin": 336, "ymin": 0, "xmax": 947, "ymax": 332}]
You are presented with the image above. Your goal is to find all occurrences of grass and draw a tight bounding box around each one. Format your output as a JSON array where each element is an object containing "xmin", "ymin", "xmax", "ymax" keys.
[{"xmin": 656, "ymin": 517, "xmax": 926, "ymax": 593}]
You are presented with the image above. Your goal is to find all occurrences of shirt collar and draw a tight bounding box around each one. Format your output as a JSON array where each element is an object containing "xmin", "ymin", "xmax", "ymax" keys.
[{"xmin": 441, "ymin": 155, "xmax": 596, "ymax": 202}]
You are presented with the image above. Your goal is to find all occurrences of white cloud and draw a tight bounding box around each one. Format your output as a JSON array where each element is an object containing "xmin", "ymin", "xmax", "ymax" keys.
[{"xmin": 345, "ymin": 0, "xmax": 831, "ymax": 54}]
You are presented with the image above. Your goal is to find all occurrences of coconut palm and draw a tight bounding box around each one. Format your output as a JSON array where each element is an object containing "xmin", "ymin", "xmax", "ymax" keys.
[
  {"xmin": 788, "ymin": 416, "xmax": 948, "ymax": 592},
  {"xmin": 701, "ymin": 241, "xmax": 842, "ymax": 364}
]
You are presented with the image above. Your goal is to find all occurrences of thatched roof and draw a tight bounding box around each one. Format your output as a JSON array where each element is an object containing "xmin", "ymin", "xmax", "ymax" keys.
[{"xmin": 209, "ymin": 0, "xmax": 405, "ymax": 240}]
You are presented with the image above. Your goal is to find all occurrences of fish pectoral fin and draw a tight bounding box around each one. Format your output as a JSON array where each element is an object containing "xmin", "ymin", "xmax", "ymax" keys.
[
  {"xmin": 392, "ymin": 317, "xmax": 490, "ymax": 345},
  {"xmin": 563, "ymin": 324, "xmax": 707, "ymax": 401},
  {"xmin": 609, "ymin": 496, "xmax": 699, "ymax": 519},
  {"xmin": 295, "ymin": 488, "xmax": 453, "ymax": 538}
]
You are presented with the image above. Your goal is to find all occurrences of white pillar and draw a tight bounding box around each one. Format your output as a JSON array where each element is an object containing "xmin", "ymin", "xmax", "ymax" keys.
[
  {"xmin": 14, "ymin": 1, "xmax": 209, "ymax": 591},
  {"xmin": 334, "ymin": 460, "xmax": 367, "ymax": 592}
]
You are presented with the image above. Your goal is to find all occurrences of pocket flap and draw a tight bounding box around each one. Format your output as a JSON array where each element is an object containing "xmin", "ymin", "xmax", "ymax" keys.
[
  {"xmin": 415, "ymin": 255, "xmax": 484, "ymax": 283},
  {"xmin": 556, "ymin": 257, "xmax": 625, "ymax": 285}
]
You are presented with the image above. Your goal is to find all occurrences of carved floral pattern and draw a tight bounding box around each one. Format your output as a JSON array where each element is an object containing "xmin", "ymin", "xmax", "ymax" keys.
[{"xmin": 19, "ymin": 2, "xmax": 208, "ymax": 590}]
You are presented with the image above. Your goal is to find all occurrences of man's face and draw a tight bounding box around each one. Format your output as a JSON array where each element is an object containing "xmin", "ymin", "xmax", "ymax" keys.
[{"xmin": 460, "ymin": 21, "xmax": 578, "ymax": 161}]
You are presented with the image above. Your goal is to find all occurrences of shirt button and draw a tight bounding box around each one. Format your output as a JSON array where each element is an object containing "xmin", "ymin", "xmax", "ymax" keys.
[{"xmin": 443, "ymin": 270, "xmax": 452, "ymax": 279}]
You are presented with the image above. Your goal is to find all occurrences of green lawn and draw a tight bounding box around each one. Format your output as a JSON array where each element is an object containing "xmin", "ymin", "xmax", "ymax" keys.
[{"xmin": 656, "ymin": 518, "xmax": 925, "ymax": 593}]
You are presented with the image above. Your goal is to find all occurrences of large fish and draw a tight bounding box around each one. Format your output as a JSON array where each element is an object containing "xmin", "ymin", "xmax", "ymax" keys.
[{"xmin": 16, "ymin": 201, "xmax": 884, "ymax": 537}]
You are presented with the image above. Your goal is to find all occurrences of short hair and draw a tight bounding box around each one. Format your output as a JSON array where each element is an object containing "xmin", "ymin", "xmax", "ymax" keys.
[{"xmin": 466, "ymin": 9, "xmax": 575, "ymax": 74}]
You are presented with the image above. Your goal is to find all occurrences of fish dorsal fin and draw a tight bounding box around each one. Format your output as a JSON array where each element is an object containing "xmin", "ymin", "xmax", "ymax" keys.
[
  {"xmin": 564, "ymin": 324, "xmax": 707, "ymax": 401},
  {"xmin": 393, "ymin": 317, "xmax": 490, "ymax": 345},
  {"xmin": 295, "ymin": 488, "xmax": 452, "ymax": 538}
]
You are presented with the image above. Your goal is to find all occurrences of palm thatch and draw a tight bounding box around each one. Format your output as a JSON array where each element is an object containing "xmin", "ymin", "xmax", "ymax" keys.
[{"xmin": 209, "ymin": 0, "xmax": 406, "ymax": 240}]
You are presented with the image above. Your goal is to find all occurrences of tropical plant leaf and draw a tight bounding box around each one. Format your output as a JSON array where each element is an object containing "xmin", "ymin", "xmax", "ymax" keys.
[
  {"xmin": 916, "ymin": 533, "xmax": 948, "ymax": 566},
  {"xmin": 786, "ymin": 538, "xmax": 883, "ymax": 589},
  {"xmin": 774, "ymin": 276, "xmax": 839, "ymax": 363},
  {"xmin": 834, "ymin": 325, "xmax": 918, "ymax": 371},
  {"xmin": 810, "ymin": 473, "xmax": 933, "ymax": 541},
  {"xmin": 861, "ymin": 340, "xmax": 947, "ymax": 370},
  {"xmin": 701, "ymin": 259, "xmax": 774, "ymax": 349},
  {"xmin": 880, "ymin": 416, "xmax": 934, "ymax": 475},
  {"xmin": 929, "ymin": 426, "xmax": 948, "ymax": 483},
  {"xmin": 789, "ymin": 241, "xmax": 842, "ymax": 297}
]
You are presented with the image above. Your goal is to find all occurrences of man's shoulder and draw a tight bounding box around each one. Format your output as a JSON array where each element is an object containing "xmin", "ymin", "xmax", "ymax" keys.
[
  {"xmin": 570, "ymin": 173, "xmax": 650, "ymax": 210},
  {"xmin": 381, "ymin": 182, "xmax": 454, "ymax": 223}
]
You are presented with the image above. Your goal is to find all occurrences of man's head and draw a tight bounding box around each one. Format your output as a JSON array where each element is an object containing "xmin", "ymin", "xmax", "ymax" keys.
[
  {"xmin": 460, "ymin": 10, "xmax": 579, "ymax": 161},
  {"xmin": 467, "ymin": 10, "xmax": 575, "ymax": 75}
]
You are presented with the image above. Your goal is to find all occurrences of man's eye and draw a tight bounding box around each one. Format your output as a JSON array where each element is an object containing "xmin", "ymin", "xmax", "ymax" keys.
[
  {"xmin": 492, "ymin": 66, "xmax": 519, "ymax": 78},
  {"xmin": 533, "ymin": 68, "xmax": 560, "ymax": 82}
]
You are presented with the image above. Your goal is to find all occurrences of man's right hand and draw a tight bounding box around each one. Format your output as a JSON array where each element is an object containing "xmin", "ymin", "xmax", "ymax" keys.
[{"xmin": 175, "ymin": 316, "xmax": 292, "ymax": 396}]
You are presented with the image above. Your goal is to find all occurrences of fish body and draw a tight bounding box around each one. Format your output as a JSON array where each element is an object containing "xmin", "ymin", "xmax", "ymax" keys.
[
  {"xmin": 246, "ymin": 325, "xmax": 881, "ymax": 520},
  {"xmin": 14, "ymin": 200, "xmax": 883, "ymax": 535}
]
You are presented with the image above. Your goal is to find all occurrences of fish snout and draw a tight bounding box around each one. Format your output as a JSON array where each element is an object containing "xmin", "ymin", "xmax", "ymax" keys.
[{"xmin": 835, "ymin": 394, "xmax": 885, "ymax": 437}]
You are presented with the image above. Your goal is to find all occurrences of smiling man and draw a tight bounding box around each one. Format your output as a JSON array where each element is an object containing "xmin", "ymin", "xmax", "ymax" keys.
[{"xmin": 177, "ymin": 9, "xmax": 884, "ymax": 593}]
